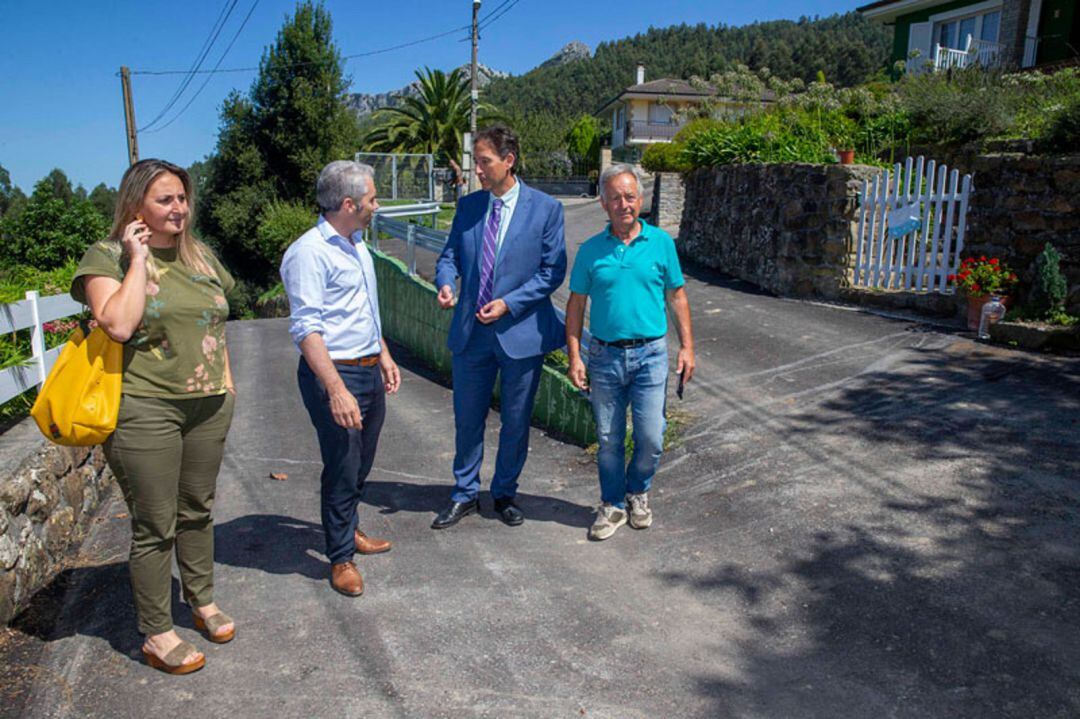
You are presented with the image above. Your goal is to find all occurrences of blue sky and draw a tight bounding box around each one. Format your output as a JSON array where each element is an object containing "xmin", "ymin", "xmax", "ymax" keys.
[{"xmin": 0, "ymin": 0, "xmax": 859, "ymax": 192}]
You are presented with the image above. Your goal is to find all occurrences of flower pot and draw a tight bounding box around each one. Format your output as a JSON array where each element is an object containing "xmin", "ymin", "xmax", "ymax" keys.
[
  {"xmin": 966, "ymin": 294, "xmax": 1012, "ymax": 331},
  {"xmin": 837, "ymin": 149, "xmax": 855, "ymax": 165}
]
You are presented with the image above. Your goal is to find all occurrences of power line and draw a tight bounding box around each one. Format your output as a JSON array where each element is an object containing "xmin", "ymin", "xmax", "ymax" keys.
[
  {"xmin": 143, "ymin": 0, "xmax": 236, "ymax": 126},
  {"xmin": 479, "ymin": 0, "xmax": 522, "ymax": 31},
  {"xmin": 139, "ymin": 0, "xmax": 239, "ymax": 131},
  {"xmin": 480, "ymin": 0, "xmax": 514, "ymax": 25},
  {"xmin": 127, "ymin": 1, "xmax": 526, "ymax": 137},
  {"xmin": 144, "ymin": 0, "xmax": 260, "ymax": 134},
  {"xmin": 129, "ymin": 21, "xmax": 472, "ymax": 77},
  {"xmin": 457, "ymin": 0, "xmax": 517, "ymax": 41}
]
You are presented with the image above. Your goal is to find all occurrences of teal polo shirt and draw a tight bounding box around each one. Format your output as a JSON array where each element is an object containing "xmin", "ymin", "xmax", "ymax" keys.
[{"xmin": 569, "ymin": 220, "xmax": 685, "ymax": 342}]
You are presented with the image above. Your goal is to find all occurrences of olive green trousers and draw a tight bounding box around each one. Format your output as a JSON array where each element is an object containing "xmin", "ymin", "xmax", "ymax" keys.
[{"xmin": 104, "ymin": 392, "xmax": 234, "ymax": 635}]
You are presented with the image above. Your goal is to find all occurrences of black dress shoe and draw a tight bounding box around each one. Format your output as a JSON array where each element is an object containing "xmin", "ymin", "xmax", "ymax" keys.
[
  {"xmin": 493, "ymin": 497, "xmax": 524, "ymax": 527},
  {"xmin": 431, "ymin": 499, "xmax": 478, "ymax": 529}
]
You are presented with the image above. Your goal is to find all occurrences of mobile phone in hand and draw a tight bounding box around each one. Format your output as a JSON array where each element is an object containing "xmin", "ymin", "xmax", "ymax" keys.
[{"xmin": 676, "ymin": 369, "xmax": 685, "ymax": 400}]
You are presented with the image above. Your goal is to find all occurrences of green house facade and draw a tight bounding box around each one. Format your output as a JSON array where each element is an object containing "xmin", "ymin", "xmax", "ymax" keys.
[{"xmin": 859, "ymin": 0, "xmax": 1078, "ymax": 71}]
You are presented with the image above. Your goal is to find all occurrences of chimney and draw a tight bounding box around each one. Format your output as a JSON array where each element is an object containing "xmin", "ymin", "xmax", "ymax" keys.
[{"xmin": 636, "ymin": 64, "xmax": 645, "ymax": 85}]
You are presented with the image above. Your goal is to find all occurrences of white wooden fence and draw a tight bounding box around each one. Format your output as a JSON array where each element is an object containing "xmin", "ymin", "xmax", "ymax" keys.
[
  {"xmin": 854, "ymin": 156, "xmax": 973, "ymax": 293},
  {"xmin": 0, "ymin": 291, "xmax": 84, "ymax": 405}
]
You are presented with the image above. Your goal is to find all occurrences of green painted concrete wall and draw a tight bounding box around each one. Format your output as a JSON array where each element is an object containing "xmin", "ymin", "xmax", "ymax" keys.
[{"xmin": 371, "ymin": 249, "xmax": 597, "ymax": 446}]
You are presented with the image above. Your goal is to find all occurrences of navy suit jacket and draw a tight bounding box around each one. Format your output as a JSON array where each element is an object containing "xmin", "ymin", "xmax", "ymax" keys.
[{"xmin": 435, "ymin": 180, "xmax": 567, "ymax": 359}]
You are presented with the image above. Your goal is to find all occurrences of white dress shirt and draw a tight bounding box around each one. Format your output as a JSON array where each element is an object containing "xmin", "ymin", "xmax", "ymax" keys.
[{"xmin": 280, "ymin": 216, "xmax": 382, "ymax": 358}]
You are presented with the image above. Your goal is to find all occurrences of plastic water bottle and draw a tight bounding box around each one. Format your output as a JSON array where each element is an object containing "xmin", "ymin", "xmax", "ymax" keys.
[{"xmin": 978, "ymin": 295, "xmax": 1006, "ymax": 340}]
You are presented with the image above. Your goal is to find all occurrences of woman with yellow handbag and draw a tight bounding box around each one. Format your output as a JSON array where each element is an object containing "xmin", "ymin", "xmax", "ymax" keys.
[{"xmin": 71, "ymin": 159, "xmax": 237, "ymax": 675}]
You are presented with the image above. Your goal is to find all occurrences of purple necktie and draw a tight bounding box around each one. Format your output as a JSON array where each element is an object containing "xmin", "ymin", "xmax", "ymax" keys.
[{"xmin": 476, "ymin": 198, "xmax": 503, "ymax": 308}]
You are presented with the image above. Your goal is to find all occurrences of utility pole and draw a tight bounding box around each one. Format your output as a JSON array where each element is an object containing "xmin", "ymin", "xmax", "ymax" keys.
[
  {"xmin": 467, "ymin": 0, "xmax": 481, "ymax": 194},
  {"xmin": 120, "ymin": 66, "xmax": 139, "ymax": 166}
]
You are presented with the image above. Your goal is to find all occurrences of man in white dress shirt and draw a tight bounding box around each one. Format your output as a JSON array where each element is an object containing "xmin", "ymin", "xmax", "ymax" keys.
[{"xmin": 280, "ymin": 160, "xmax": 401, "ymax": 597}]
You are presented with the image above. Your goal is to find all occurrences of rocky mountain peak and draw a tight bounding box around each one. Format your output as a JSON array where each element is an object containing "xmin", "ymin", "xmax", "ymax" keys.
[
  {"xmin": 348, "ymin": 63, "xmax": 509, "ymax": 119},
  {"xmin": 538, "ymin": 41, "xmax": 591, "ymax": 69}
]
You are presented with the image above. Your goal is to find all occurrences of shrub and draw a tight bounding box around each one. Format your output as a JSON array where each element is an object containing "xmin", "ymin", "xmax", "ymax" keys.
[
  {"xmin": 1028, "ymin": 243, "xmax": 1068, "ymax": 319},
  {"xmin": 226, "ymin": 277, "xmax": 260, "ymax": 320},
  {"xmin": 1, "ymin": 177, "xmax": 109, "ymax": 270},
  {"xmin": 683, "ymin": 108, "xmax": 837, "ymax": 166},
  {"xmin": 1005, "ymin": 67, "xmax": 1080, "ymax": 144},
  {"xmin": 672, "ymin": 117, "xmax": 724, "ymax": 144},
  {"xmin": 897, "ymin": 68, "xmax": 1018, "ymax": 145},
  {"xmin": 255, "ymin": 200, "xmax": 316, "ymax": 267},
  {"xmin": 565, "ymin": 114, "xmax": 601, "ymax": 167},
  {"xmin": 0, "ymin": 259, "xmax": 79, "ymax": 303},
  {"xmin": 641, "ymin": 142, "xmax": 691, "ymax": 172},
  {"xmin": 1039, "ymin": 95, "xmax": 1080, "ymax": 154}
]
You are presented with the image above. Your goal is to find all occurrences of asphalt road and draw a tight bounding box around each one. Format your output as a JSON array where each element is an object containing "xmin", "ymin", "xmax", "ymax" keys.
[{"xmin": 3, "ymin": 198, "xmax": 1079, "ymax": 718}]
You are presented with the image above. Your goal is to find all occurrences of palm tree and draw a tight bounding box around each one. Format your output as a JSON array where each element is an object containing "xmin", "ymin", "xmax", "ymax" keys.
[{"xmin": 362, "ymin": 67, "xmax": 503, "ymax": 166}]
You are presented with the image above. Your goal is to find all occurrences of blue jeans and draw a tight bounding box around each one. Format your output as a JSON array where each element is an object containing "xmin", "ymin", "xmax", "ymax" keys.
[
  {"xmin": 587, "ymin": 338, "xmax": 668, "ymax": 509},
  {"xmin": 297, "ymin": 357, "xmax": 386, "ymax": 565}
]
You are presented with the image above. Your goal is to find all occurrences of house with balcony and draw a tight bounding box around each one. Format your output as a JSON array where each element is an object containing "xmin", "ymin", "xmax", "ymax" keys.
[
  {"xmin": 858, "ymin": 0, "xmax": 1079, "ymax": 73},
  {"xmin": 597, "ymin": 65, "xmax": 771, "ymax": 160}
]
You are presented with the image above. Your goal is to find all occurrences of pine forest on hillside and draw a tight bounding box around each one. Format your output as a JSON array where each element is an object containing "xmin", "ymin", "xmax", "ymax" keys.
[{"xmin": 483, "ymin": 13, "xmax": 893, "ymax": 120}]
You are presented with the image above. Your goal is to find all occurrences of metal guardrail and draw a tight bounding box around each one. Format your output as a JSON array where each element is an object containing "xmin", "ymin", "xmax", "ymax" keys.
[
  {"xmin": 0, "ymin": 291, "xmax": 85, "ymax": 405},
  {"xmin": 365, "ymin": 203, "xmax": 590, "ymax": 348}
]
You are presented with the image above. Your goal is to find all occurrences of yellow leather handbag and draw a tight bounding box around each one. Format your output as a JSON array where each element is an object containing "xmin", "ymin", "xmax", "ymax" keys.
[{"xmin": 30, "ymin": 322, "xmax": 123, "ymax": 446}]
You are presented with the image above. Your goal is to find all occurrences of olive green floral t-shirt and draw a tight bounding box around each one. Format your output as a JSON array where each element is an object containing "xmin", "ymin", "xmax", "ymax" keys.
[{"xmin": 71, "ymin": 241, "xmax": 235, "ymax": 398}]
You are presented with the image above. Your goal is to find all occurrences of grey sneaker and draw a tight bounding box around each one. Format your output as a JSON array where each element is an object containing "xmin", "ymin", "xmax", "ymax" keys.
[
  {"xmin": 627, "ymin": 492, "xmax": 653, "ymax": 529},
  {"xmin": 589, "ymin": 503, "xmax": 627, "ymax": 541}
]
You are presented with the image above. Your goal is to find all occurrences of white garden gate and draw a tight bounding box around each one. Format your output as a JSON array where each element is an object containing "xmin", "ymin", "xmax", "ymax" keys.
[{"xmin": 854, "ymin": 156, "xmax": 973, "ymax": 293}]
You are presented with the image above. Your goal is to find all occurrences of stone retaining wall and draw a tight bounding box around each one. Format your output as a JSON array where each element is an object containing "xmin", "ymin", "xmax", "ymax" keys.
[
  {"xmin": 897, "ymin": 145, "xmax": 1080, "ymax": 314},
  {"xmin": 963, "ymin": 153, "xmax": 1080, "ymax": 314},
  {"xmin": 649, "ymin": 173, "xmax": 685, "ymax": 235},
  {"xmin": 0, "ymin": 424, "xmax": 113, "ymax": 624},
  {"xmin": 677, "ymin": 163, "xmax": 879, "ymax": 299},
  {"xmin": 678, "ymin": 154, "xmax": 1080, "ymax": 316}
]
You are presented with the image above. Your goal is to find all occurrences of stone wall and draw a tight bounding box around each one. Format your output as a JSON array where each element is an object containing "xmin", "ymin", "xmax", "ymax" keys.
[
  {"xmin": 679, "ymin": 153, "xmax": 1080, "ymax": 316},
  {"xmin": 648, "ymin": 173, "xmax": 685, "ymax": 235},
  {"xmin": 677, "ymin": 163, "xmax": 879, "ymax": 299},
  {"xmin": 0, "ymin": 422, "xmax": 113, "ymax": 624},
  {"xmin": 893, "ymin": 146, "xmax": 1079, "ymax": 313},
  {"xmin": 960, "ymin": 153, "xmax": 1080, "ymax": 314}
]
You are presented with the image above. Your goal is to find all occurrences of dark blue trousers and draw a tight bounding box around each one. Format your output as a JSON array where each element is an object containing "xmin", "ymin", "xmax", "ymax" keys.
[
  {"xmin": 450, "ymin": 323, "xmax": 543, "ymax": 504},
  {"xmin": 297, "ymin": 357, "xmax": 386, "ymax": 565}
]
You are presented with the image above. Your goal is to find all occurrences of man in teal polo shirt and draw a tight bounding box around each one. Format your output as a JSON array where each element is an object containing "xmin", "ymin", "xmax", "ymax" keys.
[{"xmin": 566, "ymin": 163, "xmax": 695, "ymax": 541}]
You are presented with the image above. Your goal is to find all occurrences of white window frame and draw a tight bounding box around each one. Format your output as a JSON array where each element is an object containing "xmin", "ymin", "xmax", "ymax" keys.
[
  {"xmin": 929, "ymin": 0, "xmax": 1003, "ymax": 49},
  {"xmin": 1023, "ymin": 0, "xmax": 1044, "ymax": 66}
]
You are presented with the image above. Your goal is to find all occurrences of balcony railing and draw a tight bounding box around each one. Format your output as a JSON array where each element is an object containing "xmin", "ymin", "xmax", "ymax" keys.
[
  {"xmin": 933, "ymin": 38, "xmax": 1005, "ymax": 71},
  {"xmin": 627, "ymin": 120, "xmax": 684, "ymax": 142}
]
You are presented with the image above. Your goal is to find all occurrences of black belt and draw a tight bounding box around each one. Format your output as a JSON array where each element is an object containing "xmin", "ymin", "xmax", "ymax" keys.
[{"xmin": 594, "ymin": 336, "xmax": 664, "ymax": 349}]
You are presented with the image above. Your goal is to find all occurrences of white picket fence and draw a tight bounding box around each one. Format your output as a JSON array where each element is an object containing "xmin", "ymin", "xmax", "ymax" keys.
[
  {"xmin": 854, "ymin": 156, "xmax": 973, "ymax": 293},
  {"xmin": 0, "ymin": 291, "xmax": 84, "ymax": 405}
]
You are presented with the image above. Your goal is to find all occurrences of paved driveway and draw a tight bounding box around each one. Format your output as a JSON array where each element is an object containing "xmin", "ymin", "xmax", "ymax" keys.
[{"xmin": 2, "ymin": 198, "xmax": 1078, "ymax": 718}]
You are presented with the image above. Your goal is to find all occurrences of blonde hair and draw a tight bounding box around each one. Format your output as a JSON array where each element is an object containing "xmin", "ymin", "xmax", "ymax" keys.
[{"xmin": 108, "ymin": 159, "xmax": 217, "ymax": 282}]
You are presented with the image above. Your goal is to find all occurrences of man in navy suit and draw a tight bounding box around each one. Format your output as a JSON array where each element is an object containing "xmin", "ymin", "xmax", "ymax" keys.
[{"xmin": 432, "ymin": 126, "xmax": 567, "ymax": 528}]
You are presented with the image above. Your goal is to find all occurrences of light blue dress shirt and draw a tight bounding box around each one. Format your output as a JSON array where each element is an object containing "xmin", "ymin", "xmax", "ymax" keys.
[
  {"xmin": 486, "ymin": 178, "xmax": 520, "ymax": 262},
  {"xmin": 280, "ymin": 216, "xmax": 383, "ymax": 358}
]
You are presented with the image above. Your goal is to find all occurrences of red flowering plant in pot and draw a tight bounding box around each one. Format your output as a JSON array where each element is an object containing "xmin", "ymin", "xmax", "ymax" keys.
[{"xmin": 949, "ymin": 256, "xmax": 1019, "ymax": 331}]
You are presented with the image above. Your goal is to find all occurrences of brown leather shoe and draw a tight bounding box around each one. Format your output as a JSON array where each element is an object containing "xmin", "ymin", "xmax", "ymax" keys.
[
  {"xmin": 354, "ymin": 529, "xmax": 392, "ymax": 555},
  {"xmin": 330, "ymin": 561, "xmax": 364, "ymax": 596}
]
